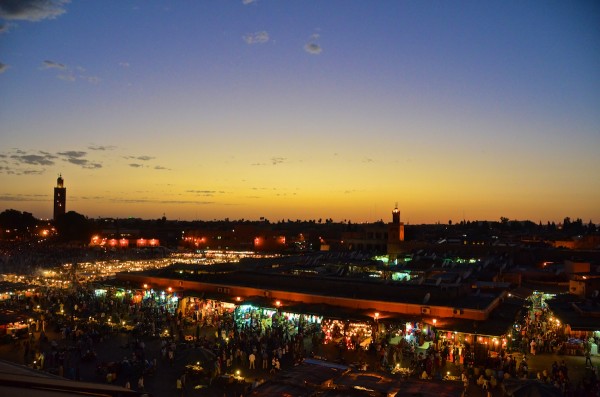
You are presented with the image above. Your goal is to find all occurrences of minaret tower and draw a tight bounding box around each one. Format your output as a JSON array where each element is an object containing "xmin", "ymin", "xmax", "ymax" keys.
[
  {"xmin": 392, "ymin": 202, "xmax": 400, "ymax": 224},
  {"xmin": 388, "ymin": 202, "xmax": 404, "ymax": 243},
  {"xmin": 53, "ymin": 174, "xmax": 66, "ymax": 221}
]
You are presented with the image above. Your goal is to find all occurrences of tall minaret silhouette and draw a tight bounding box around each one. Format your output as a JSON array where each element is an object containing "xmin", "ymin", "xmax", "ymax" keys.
[
  {"xmin": 392, "ymin": 202, "xmax": 400, "ymax": 225},
  {"xmin": 53, "ymin": 174, "xmax": 66, "ymax": 221},
  {"xmin": 388, "ymin": 202, "xmax": 404, "ymax": 242}
]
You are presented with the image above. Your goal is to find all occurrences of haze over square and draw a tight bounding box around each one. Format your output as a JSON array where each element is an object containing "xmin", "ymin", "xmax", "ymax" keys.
[{"xmin": 1, "ymin": 1, "xmax": 599, "ymax": 223}]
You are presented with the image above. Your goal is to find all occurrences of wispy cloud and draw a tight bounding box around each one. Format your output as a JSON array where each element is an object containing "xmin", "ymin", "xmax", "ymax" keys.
[
  {"xmin": 304, "ymin": 43, "xmax": 322, "ymax": 55},
  {"xmin": 0, "ymin": 148, "xmax": 107, "ymax": 174},
  {"xmin": 81, "ymin": 75, "xmax": 100, "ymax": 84},
  {"xmin": 243, "ymin": 31, "xmax": 269, "ymax": 44},
  {"xmin": 0, "ymin": 193, "xmax": 47, "ymax": 202},
  {"xmin": 118, "ymin": 61, "xmax": 130, "ymax": 68},
  {"xmin": 0, "ymin": 63, "xmax": 8, "ymax": 74},
  {"xmin": 343, "ymin": 188, "xmax": 366, "ymax": 195},
  {"xmin": 58, "ymin": 73, "xmax": 76, "ymax": 82},
  {"xmin": 64, "ymin": 158, "xmax": 101, "ymax": 169},
  {"xmin": 88, "ymin": 145, "xmax": 116, "ymax": 151},
  {"xmin": 125, "ymin": 155, "xmax": 154, "ymax": 161},
  {"xmin": 0, "ymin": 0, "xmax": 70, "ymax": 22},
  {"xmin": 122, "ymin": 155, "xmax": 169, "ymax": 170},
  {"xmin": 57, "ymin": 151, "xmax": 102, "ymax": 169},
  {"xmin": 110, "ymin": 198, "xmax": 215, "ymax": 205},
  {"xmin": 186, "ymin": 190, "xmax": 225, "ymax": 196},
  {"xmin": 57, "ymin": 151, "xmax": 86, "ymax": 158},
  {"xmin": 11, "ymin": 153, "xmax": 56, "ymax": 166},
  {"xmin": 0, "ymin": 23, "xmax": 11, "ymax": 33},
  {"xmin": 304, "ymin": 33, "xmax": 322, "ymax": 55},
  {"xmin": 251, "ymin": 157, "xmax": 287, "ymax": 166},
  {"xmin": 41, "ymin": 60, "xmax": 100, "ymax": 84},
  {"xmin": 42, "ymin": 60, "xmax": 66, "ymax": 70},
  {"xmin": 271, "ymin": 157, "xmax": 286, "ymax": 165},
  {"xmin": 242, "ymin": 0, "xmax": 256, "ymax": 5}
]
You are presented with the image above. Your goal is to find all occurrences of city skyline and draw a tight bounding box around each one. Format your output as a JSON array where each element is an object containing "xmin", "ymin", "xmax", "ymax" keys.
[{"xmin": 1, "ymin": 1, "xmax": 599, "ymax": 224}]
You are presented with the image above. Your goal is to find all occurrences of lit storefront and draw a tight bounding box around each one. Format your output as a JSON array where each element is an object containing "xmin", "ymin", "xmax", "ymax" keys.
[
  {"xmin": 544, "ymin": 292, "xmax": 600, "ymax": 356},
  {"xmin": 322, "ymin": 319, "xmax": 373, "ymax": 350},
  {"xmin": 233, "ymin": 300, "xmax": 323, "ymax": 337}
]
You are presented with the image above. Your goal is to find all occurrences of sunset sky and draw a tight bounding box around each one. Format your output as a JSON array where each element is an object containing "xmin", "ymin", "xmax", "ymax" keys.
[{"xmin": 1, "ymin": 1, "xmax": 599, "ymax": 224}]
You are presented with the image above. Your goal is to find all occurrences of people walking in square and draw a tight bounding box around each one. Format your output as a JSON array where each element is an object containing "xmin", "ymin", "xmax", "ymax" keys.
[{"xmin": 585, "ymin": 349, "xmax": 593, "ymax": 367}]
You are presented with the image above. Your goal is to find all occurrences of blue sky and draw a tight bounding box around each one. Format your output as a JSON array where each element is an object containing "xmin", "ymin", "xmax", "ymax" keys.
[{"xmin": 1, "ymin": 0, "xmax": 599, "ymax": 223}]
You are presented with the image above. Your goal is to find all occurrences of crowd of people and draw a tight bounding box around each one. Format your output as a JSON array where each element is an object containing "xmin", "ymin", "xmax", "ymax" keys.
[{"xmin": 1, "ymin": 276, "xmax": 599, "ymax": 396}]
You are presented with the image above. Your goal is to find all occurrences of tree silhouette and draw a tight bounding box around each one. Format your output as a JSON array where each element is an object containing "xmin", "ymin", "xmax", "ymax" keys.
[
  {"xmin": 0, "ymin": 209, "xmax": 37, "ymax": 241},
  {"xmin": 54, "ymin": 211, "xmax": 92, "ymax": 243},
  {"xmin": 0, "ymin": 209, "xmax": 37, "ymax": 233}
]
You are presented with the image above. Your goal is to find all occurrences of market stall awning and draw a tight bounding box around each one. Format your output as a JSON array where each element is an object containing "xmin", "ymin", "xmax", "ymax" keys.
[
  {"xmin": 282, "ymin": 301, "xmax": 373, "ymax": 322},
  {"xmin": 546, "ymin": 294, "xmax": 600, "ymax": 332},
  {"xmin": 436, "ymin": 297, "xmax": 523, "ymax": 337}
]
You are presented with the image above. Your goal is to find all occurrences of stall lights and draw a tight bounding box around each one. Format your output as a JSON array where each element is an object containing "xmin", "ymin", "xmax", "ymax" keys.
[
  {"xmin": 275, "ymin": 300, "xmax": 281, "ymax": 307},
  {"xmin": 432, "ymin": 318, "xmax": 437, "ymax": 325}
]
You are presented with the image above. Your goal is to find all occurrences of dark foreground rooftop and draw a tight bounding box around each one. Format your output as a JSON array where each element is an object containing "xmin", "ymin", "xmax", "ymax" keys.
[{"xmin": 0, "ymin": 359, "xmax": 150, "ymax": 397}]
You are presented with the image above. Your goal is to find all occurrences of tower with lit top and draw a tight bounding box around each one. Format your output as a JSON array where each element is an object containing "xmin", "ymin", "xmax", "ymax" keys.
[
  {"xmin": 392, "ymin": 203, "xmax": 400, "ymax": 225},
  {"xmin": 388, "ymin": 203, "xmax": 404, "ymax": 242},
  {"xmin": 387, "ymin": 203, "xmax": 405, "ymax": 259},
  {"xmin": 53, "ymin": 174, "xmax": 66, "ymax": 221}
]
